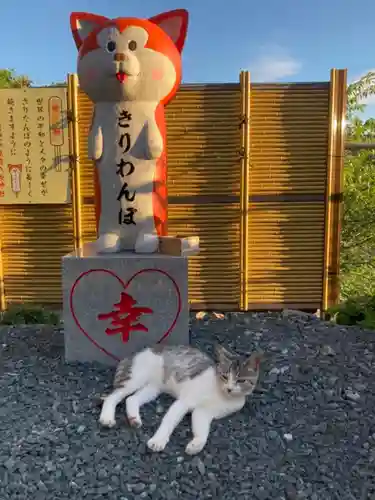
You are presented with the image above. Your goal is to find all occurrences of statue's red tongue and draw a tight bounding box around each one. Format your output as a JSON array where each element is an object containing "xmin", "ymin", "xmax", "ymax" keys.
[{"xmin": 116, "ymin": 72, "xmax": 127, "ymax": 83}]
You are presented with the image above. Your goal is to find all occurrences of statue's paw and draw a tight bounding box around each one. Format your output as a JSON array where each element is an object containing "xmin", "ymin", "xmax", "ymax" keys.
[
  {"xmin": 96, "ymin": 233, "xmax": 121, "ymax": 254},
  {"xmin": 135, "ymin": 234, "xmax": 159, "ymax": 254}
]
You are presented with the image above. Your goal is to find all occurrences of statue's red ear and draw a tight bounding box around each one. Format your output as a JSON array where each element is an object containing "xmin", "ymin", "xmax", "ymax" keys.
[
  {"xmin": 70, "ymin": 12, "xmax": 109, "ymax": 50},
  {"xmin": 149, "ymin": 9, "xmax": 189, "ymax": 53}
]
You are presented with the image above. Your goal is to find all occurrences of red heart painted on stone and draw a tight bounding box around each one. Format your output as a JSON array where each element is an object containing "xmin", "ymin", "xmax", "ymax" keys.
[{"xmin": 69, "ymin": 268, "xmax": 181, "ymax": 362}]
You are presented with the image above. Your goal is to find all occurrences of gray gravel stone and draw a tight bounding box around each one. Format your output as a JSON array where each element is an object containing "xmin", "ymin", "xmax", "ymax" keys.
[
  {"xmin": 194, "ymin": 457, "xmax": 206, "ymax": 475},
  {"xmin": 0, "ymin": 313, "xmax": 375, "ymax": 499}
]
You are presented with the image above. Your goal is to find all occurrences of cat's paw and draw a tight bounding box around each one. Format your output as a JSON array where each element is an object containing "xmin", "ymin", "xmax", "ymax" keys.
[
  {"xmin": 99, "ymin": 415, "xmax": 116, "ymax": 428},
  {"xmin": 185, "ymin": 438, "xmax": 207, "ymax": 455},
  {"xmin": 147, "ymin": 435, "xmax": 168, "ymax": 452},
  {"xmin": 127, "ymin": 416, "xmax": 142, "ymax": 428}
]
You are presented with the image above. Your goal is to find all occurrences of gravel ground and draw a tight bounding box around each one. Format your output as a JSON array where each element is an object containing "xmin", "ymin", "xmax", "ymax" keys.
[{"xmin": 0, "ymin": 311, "xmax": 375, "ymax": 500}]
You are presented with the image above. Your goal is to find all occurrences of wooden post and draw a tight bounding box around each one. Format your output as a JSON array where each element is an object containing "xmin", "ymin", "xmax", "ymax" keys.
[
  {"xmin": 239, "ymin": 71, "xmax": 251, "ymax": 311},
  {"xmin": 0, "ymin": 236, "xmax": 6, "ymax": 311},
  {"xmin": 322, "ymin": 69, "xmax": 347, "ymax": 311},
  {"xmin": 67, "ymin": 73, "xmax": 83, "ymax": 250}
]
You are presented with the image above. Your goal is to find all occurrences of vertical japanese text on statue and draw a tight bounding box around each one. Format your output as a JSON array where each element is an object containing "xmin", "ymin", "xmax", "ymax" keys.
[
  {"xmin": 97, "ymin": 291, "xmax": 153, "ymax": 343},
  {"xmin": 37, "ymin": 97, "xmax": 48, "ymax": 197},
  {"xmin": 116, "ymin": 109, "xmax": 137, "ymax": 226},
  {"xmin": 22, "ymin": 97, "xmax": 32, "ymax": 197},
  {"xmin": 0, "ymin": 124, "xmax": 4, "ymax": 198}
]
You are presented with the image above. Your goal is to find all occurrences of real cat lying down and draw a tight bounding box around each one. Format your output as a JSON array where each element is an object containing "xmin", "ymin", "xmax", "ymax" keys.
[{"xmin": 99, "ymin": 344, "xmax": 262, "ymax": 455}]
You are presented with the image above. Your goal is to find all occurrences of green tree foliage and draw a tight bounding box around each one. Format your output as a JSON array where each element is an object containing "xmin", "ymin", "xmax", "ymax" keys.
[
  {"xmin": 347, "ymin": 71, "xmax": 375, "ymax": 120},
  {"xmin": 342, "ymin": 72, "xmax": 375, "ymax": 300},
  {"xmin": 0, "ymin": 69, "xmax": 66, "ymax": 89},
  {"xmin": 49, "ymin": 81, "xmax": 66, "ymax": 87},
  {"xmin": 332, "ymin": 71, "xmax": 375, "ymax": 327},
  {"xmin": 0, "ymin": 68, "xmax": 32, "ymax": 88}
]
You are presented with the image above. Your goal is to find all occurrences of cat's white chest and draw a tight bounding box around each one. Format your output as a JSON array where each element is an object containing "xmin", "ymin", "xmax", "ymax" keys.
[
  {"xmin": 163, "ymin": 368, "xmax": 246, "ymax": 420},
  {"xmin": 201, "ymin": 391, "xmax": 246, "ymax": 419}
]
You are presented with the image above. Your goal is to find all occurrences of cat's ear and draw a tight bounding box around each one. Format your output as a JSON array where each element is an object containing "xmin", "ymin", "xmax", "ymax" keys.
[
  {"xmin": 242, "ymin": 350, "xmax": 264, "ymax": 373},
  {"xmin": 149, "ymin": 9, "xmax": 189, "ymax": 53},
  {"xmin": 70, "ymin": 12, "xmax": 110, "ymax": 50},
  {"xmin": 214, "ymin": 344, "xmax": 234, "ymax": 365}
]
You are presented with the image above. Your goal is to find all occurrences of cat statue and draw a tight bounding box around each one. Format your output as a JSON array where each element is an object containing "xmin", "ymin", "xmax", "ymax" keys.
[
  {"xmin": 70, "ymin": 10, "xmax": 189, "ymax": 253},
  {"xmin": 99, "ymin": 344, "xmax": 262, "ymax": 455}
]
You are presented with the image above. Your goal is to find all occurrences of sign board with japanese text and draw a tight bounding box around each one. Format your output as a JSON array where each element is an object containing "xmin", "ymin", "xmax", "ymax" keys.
[{"xmin": 0, "ymin": 87, "xmax": 70, "ymax": 204}]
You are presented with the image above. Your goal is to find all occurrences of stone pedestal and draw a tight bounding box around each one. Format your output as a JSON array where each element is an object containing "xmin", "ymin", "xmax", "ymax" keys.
[{"xmin": 62, "ymin": 243, "xmax": 189, "ymax": 365}]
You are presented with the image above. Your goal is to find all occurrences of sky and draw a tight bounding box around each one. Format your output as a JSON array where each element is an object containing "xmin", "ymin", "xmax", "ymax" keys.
[{"xmin": 1, "ymin": 0, "xmax": 375, "ymax": 115}]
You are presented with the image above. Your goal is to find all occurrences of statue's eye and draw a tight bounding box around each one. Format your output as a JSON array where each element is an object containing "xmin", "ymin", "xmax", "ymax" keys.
[
  {"xmin": 220, "ymin": 374, "xmax": 228, "ymax": 382},
  {"xmin": 237, "ymin": 378, "xmax": 247, "ymax": 384},
  {"xmin": 107, "ymin": 41, "xmax": 116, "ymax": 53},
  {"xmin": 128, "ymin": 40, "xmax": 137, "ymax": 51}
]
